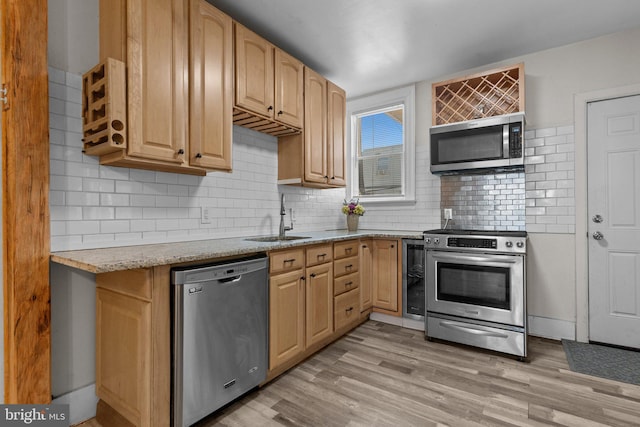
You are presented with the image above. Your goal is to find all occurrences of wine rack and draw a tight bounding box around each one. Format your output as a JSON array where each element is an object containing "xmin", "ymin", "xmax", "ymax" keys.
[
  {"xmin": 432, "ymin": 63, "xmax": 524, "ymax": 126},
  {"xmin": 82, "ymin": 58, "xmax": 127, "ymax": 155}
]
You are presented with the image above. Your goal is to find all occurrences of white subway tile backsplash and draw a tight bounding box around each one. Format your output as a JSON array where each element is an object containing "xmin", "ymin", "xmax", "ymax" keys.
[
  {"xmin": 524, "ymin": 125, "xmax": 575, "ymax": 232},
  {"xmin": 49, "ymin": 68, "xmax": 577, "ymax": 251}
]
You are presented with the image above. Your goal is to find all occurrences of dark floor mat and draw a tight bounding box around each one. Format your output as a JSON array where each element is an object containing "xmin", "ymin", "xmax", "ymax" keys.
[{"xmin": 562, "ymin": 339, "xmax": 640, "ymax": 385}]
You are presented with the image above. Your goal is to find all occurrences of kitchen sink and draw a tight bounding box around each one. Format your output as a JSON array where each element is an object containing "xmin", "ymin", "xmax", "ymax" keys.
[{"xmin": 245, "ymin": 235, "xmax": 311, "ymax": 242}]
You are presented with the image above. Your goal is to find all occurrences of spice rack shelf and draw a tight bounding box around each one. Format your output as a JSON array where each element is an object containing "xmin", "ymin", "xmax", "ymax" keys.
[{"xmin": 432, "ymin": 63, "xmax": 525, "ymax": 126}]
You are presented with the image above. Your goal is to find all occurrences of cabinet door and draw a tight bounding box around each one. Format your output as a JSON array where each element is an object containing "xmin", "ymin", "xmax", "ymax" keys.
[
  {"xmin": 306, "ymin": 263, "xmax": 334, "ymax": 347},
  {"xmin": 372, "ymin": 239, "xmax": 399, "ymax": 312},
  {"xmin": 126, "ymin": 0, "xmax": 187, "ymax": 163},
  {"xmin": 189, "ymin": 0, "xmax": 233, "ymax": 170},
  {"xmin": 360, "ymin": 240, "xmax": 373, "ymax": 312},
  {"xmin": 235, "ymin": 23, "xmax": 274, "ymax": 118},
  {"xmin": 269, "ymin": 269, "xmax": 305, "ymax": 370},
  {"xmin": 327, "ymin": 81, "xmax": 346, "ymax": 186},
  {"xmin": 304, "ymin": 67, "xmax": 328, "ymax": 184},
  {"xmin": 274, "ymin": 49, "xmax": 303, "ymax": 128},
  {"xmin": 96, "ymin": 288, "xmax": 151, "ymax": 426}
]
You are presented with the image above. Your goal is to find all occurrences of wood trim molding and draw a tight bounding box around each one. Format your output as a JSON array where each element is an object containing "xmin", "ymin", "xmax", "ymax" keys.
[{"xmin": 1, "ymin": 0, "xmax": 51, "ymax": 402}]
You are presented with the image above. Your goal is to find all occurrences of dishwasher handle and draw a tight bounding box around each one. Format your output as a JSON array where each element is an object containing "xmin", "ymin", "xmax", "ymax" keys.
[{"xmin": 219, "ymin": 275, "xmax": 242, "ymax": 284}]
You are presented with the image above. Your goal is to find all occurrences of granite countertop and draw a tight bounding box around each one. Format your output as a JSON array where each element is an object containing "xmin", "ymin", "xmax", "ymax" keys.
[{"xmin": 50, "ymin": 229, "xmax": 424, "ymax": 274}]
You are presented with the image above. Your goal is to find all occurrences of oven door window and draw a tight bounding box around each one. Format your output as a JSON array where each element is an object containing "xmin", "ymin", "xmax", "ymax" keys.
[{"xmin": 436, "ymin": 263, "xmax": 510, "ymax": 310}]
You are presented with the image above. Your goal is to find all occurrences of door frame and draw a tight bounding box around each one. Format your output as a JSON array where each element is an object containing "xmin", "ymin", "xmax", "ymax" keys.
[
  {"xmin": 574, "ymin": 83, "xmax": 640, "ymax": 342},
  {"xmin": 2, "ymin": 0, "xmax": 51, "ymax": 402}
]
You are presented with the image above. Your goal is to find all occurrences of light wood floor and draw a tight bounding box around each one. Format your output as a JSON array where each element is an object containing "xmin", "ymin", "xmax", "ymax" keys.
[{"xmin": 79, "ymin": 321, "xmax": 640, "ymax": 426}]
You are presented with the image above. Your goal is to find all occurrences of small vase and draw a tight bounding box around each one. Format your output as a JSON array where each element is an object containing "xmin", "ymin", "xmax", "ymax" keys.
[{"xmin": 346, "ymin": 215, "xmax": 359, "ymax": 232}]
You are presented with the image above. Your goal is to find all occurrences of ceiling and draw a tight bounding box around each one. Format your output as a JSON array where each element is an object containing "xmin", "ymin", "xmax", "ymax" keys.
[{"xmin": 208, "ymin": 0, "xmax": 640, "ymax": 99}]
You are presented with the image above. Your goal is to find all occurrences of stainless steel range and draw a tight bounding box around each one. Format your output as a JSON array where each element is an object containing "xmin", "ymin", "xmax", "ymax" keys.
[{"xmin": 423, "ymin": 229, "xmax": 528, "ymax": 359}]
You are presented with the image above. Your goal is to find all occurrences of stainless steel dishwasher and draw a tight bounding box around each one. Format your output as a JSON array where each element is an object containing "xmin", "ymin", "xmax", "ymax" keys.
[{"xmin": 171, "ymin": 254, "xmax": 268, "ymax": 427}]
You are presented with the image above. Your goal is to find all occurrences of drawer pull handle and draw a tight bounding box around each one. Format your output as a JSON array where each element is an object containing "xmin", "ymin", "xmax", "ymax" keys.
[
  {"xmin": 346, "ymin": 248, "xmax": 352, "ymax": 253},
  {"xmin": 345, "ymin": 264, "xmax": 353, "ymax": 269},
  {"xmin": 346, "ymin": 307, "xmax": 353, "ymax": 313},
  {"xmin": 284, "ymin": 258, "xmax": 296, "ymax": 263},
  {"xmin": 345, "ymin": 281, "xmax": 353, "ymax": 286},
  {"xmin": 318, "ymin": 253, "xmax": 327, "ymax": 258}
]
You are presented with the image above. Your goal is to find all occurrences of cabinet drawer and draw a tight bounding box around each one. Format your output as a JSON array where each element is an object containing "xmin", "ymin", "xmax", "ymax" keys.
[
  {"xmin": 334, "ymin": 272, "xmax": 359, "ymax": 296},
  {"xmin": 306, "ymin": 244, "xmax": 333, "ymax": 267},
  {"xmin": 334, "ymin": 256, "xmax": 358, "ymax": 277},
  {"xmin": 270, "ymin": 248, "xmax": 304, "ymax": 274},
  {"xmin": 334, "ymin": 288, "xmax": 359, "ymax": 330},
  {"xmin": 334, "ymin": 240, "xmax": 359, "ymax": 259}
]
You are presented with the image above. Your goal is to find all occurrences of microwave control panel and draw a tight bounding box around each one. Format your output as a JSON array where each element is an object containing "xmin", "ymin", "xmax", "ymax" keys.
[{"xmin": 509, "ymin": 123, "xmax": 523, "ymax": 158}]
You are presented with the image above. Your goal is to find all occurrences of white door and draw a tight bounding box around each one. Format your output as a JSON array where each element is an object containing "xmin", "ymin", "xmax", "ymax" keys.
[{"xmin": 587, "ymin": 95, "xmax": 640, "ymax": 348}]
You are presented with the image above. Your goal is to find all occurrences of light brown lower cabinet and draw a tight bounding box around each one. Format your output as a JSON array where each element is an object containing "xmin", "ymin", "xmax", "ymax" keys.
[
  {"xmin": 95, "ymin": 267, "xmax": 171, "ymax": 427},
  {"xmin": 371, "ymin": 239, "xmax": 402, "ymax": 315},
  {"xmin": 359, "ymin": 239, "xmax": 373, "ymax": 313},
  {"xmin": 305, "ymin": 261, "xmax": 334, "ymax": 347},
  {"xmin": 269, "ymin": 268, "xmax": 306, "ymax": 370}
]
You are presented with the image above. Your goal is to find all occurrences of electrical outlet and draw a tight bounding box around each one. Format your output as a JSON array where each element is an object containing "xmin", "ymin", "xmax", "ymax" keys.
[
  {"xmin": 444, "ymin": 208, "xmax": 453, "ymax": 220},
  {"xmin": 201, "ymin": 207, "xmax": 211, "ymax": 224}
]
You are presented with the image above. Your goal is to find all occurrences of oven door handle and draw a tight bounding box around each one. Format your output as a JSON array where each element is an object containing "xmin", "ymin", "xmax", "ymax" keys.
[
  {"xmin": 431, "ymin": 252, "xmax": 519, "ymax": 264},
  {"xmin": 439, "ymin": 321, "xmax": 509, "ymax": 338}
]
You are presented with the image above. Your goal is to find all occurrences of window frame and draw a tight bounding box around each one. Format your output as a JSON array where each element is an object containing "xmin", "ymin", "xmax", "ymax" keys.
[{"xmin": 346, "ymin": 85, "xmax": 416, "ymax": 205}]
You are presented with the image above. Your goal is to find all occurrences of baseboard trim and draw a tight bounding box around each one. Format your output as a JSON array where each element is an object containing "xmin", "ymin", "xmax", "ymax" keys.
[
  {"xmin": 370, "ymin": 312, "xmax": 425, "ymax": 331},
  {"xmin": 527, "ymin": 315, "xmax": 575, "ymax": 341},
  {"xmin": 52, "ymin": 383, "xmax": 98, "ymax": 426}
]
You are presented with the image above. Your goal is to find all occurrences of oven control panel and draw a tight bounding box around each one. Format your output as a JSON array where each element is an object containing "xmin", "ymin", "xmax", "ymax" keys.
[{"xmin": 423, "ymin": 231, "xmax": 527, "ymax": 254}]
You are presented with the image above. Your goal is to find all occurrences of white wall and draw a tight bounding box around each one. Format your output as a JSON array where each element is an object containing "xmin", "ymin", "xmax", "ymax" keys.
[{"xmin": 48, "ymin": 0, "xmax": 99, "ymax": 74}]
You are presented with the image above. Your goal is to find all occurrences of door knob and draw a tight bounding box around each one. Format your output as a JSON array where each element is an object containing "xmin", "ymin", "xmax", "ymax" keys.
[
  {"xmin": 593, "ymin": 231, "xmax": 604, "ymax": 240},
  {"xmin": 592, "ymin": 214, "xmax": 603, "ymax": 223}
]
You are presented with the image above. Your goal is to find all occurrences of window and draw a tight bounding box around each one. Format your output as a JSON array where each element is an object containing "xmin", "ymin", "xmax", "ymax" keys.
[{"xmin": 347, "ymin": 85, "xmax": 415, "ymax": 204}]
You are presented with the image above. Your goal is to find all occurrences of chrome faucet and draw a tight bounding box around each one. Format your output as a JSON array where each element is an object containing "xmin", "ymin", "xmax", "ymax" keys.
[{"xmin": 278, "ymin": 193, "xmax": 293, "ymax": 239}]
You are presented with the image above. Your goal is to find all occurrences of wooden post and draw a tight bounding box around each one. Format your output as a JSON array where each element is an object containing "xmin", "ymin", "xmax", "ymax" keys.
[{"xmin": 1, "ymin": 0, "xmax": 51, "ymax": 403}]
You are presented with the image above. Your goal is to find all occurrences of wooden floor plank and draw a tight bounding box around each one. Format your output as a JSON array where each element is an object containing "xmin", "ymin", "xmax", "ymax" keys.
[{"xmin": 76, "ymin": 321, "xmax": 640, "ymax": 427}]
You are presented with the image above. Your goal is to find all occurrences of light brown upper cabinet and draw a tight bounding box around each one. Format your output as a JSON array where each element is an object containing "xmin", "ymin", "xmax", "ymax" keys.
[
  {"xmin": 234, "ymin": 23, "xmax": 304, "ymax": 134},
  {"xmin": 303, "ymin": 67, "xmax": 328, "ymax": 184},
  {"xmin": 90, "ymin": 0, "xmax": 232, "ymax": 175},
  {"xmin": 327, "ymin": 81, "xmax": 347, "ymax": 186},
  {"xmin": 189, "ymin": 0, "xmax": 233, "ymax": 171},
  {"xmin": 277, "ymin": 68, "xmax": 347, "ymax": 188}
]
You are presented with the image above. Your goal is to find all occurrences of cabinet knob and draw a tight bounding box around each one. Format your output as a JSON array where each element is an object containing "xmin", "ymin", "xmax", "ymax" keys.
[
  {"xmin": 331, "ymin": 176, "xmax": 335, "ymax": 180},
  {"xmin": 177, "ymin": 149, "xmax": 184, "ymax": 155},
  {"xmin": 277, "ymin": 110, "xmax": 283, "ymax": 116},
  {"xmin": 310, "ymin": 273, "xmax": 317, "ymax": 278},
  {"xmin": 391, "ymin": 244, "xmax": 395, "ymax": 248},
  {"xmin": 195, "ymin": 153, "xmax": 202, "ymax": 159},
  {"xmin": 300, "ymin": 276, "xmax": 305, "ymax": 281},
  {"xmin": 268, "ymin": 106, "xmax": 273, "ymax": 111}
]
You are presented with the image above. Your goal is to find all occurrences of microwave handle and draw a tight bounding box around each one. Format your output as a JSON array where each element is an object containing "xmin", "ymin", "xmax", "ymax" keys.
[{"xmin": 503, "ymin": 124, "xmax": 510, "ymax": 159}]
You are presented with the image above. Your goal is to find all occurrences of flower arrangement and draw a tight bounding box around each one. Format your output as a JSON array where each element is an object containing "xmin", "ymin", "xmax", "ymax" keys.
[{"xmin": 342, "ymin": 198, "xmax": 365, "ymax": 216}]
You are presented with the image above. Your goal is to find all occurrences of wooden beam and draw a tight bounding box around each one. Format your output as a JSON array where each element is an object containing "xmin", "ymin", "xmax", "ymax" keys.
[{"xmin": 1, "ymin": 0, "xmax": 51, "ymax": 403}]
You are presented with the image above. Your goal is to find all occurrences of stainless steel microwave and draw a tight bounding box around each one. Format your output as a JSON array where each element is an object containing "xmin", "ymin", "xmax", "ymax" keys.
[{"xmin": 430, "ymin": 113, "xmax": 525, "ymax": 174}]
